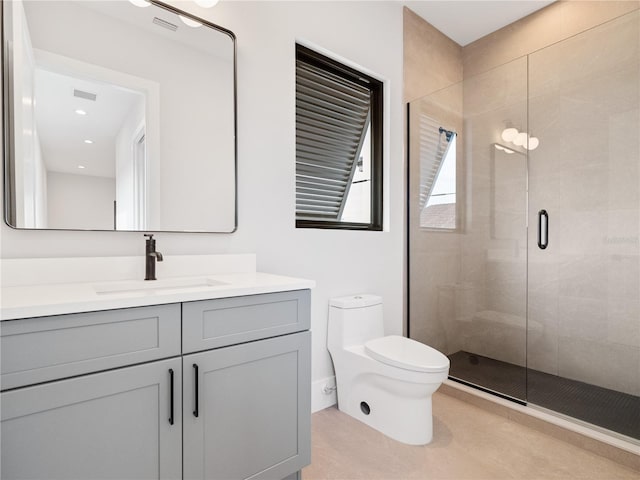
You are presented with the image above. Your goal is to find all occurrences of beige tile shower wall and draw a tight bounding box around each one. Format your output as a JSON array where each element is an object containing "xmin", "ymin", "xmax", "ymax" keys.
[
  {"xmin": 404, "ymin": 8, "xmax": 465, "ymax": 354},
  {"xmin": 463, "ymin": 0, "xmax": 640, "ymax": 77},
  {"xmin": 403, "ymin": 7, "xmax": 462, "ymax": 103}
]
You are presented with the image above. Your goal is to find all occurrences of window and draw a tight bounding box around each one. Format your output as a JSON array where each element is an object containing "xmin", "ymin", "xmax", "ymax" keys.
[
  {"xmin": 295, "ymin": 44, "xmax": 383, "ymax": 230},
  {"xmin": 418, "ymin": 114, "xmax": 457, "ymax": 230}
]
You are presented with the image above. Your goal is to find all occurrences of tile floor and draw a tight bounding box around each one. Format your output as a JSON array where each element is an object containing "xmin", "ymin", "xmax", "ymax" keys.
[{"xmin": 302, "ymin": 392, "xmax": 639, "ymax": 480}]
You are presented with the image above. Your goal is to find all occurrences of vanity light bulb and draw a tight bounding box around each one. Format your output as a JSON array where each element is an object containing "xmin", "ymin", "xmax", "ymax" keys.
[
  {"xmin": 194, "ymin": 0, "xmax": 219, "ymax": 7},
  {"xmin": 129, "ymin": 0, "xmax": 151, "ymax": 7},
  {"xmin": 513, "ymin": 132, "xmax": 528, "ymax": 146},
  {"xmin": 528, "ymin": 136, "xmax": 540, "ymax": 150},
  {"xmin": 179, "ymin": 15, "xmax": 203, "ymax": 28},
  {"xmin": 501, "ymin": 127, "xmax": 518, "ymax": 142}
]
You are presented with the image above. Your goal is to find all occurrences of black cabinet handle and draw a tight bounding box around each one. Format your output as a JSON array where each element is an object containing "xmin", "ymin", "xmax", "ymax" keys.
[
  {"xmin": 193, "ymin": 363, "xmax": 199, "ymax": 418},
  {"xmin": 168, "ymin": 368, "xmax": 174, "ymax": 425},
  {"xmin": 538, "ymin": 209, "xmax": 549, "ymax": 249}
]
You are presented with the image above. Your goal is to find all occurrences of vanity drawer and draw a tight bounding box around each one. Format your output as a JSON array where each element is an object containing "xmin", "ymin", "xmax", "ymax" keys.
[
  {"xmin": 0, "ymin": 304, "xmax": 181, "ymax": 390},
  {"xmin": 182, "ymin": 290, "xmax": 310, "ymax": 353}
]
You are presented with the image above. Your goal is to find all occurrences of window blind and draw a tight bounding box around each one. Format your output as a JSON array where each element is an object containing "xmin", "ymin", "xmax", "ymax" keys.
[
  {"xmin": 418, "ymin": 114, "xmax": 454, "ymax": 210},
  {"xmin": 295, "ymin": 59, "xmax": 371, "ymax": 221}
]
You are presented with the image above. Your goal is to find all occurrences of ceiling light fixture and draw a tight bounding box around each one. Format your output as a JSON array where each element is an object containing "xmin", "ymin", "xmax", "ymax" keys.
[
  {"xmin": 131, "ymin": 0, "xmax": 220, "ymax": 9},
  {"xmin": 78, "ymin": 165, "xmax": 86, "ymax": 169},
  {"xmin": 75, "ymin": 109, "xmax": 87, "ymax": 115},
  {"xmin": 194, "ymin": 0, "xmax": 219, "ymax": 7},
  {"xmin": 84, "ymin": 139, "xmax": 93, "ymax": 144},
  {"xmin": 513, "ymin": 132, "xmax": 528, "ymax": 147},
  {"xmin": 501, "ymin": 127, "xmax": 540, "ymax": 151},
  {"xmin": 501, "ymin": 128, "xmax": 518, "ymax": 143}
]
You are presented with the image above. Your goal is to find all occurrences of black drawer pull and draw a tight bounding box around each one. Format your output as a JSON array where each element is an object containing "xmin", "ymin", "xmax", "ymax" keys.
[
  {"xmin": 168, "ymin": 368, "xmax": 174, "ymax": 425},
  {"xmin": 193, "ymin": 364, "xmax": 199, "ymax": 418}
]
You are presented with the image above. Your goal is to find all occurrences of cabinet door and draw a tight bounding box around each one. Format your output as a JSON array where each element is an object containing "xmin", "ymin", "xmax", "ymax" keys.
[
  {"xmin": 1, "ymin": 358, "xmax": 182, "ymax": 480},
  {"xmin": 184, "ymin": 331, "xmax": 311, "ymax": 480}
]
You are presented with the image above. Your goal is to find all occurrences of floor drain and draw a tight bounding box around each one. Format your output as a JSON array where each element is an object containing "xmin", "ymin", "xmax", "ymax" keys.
[{"xmin": 360, "ymin": 401, "xmax": 370, "ymax": 415}]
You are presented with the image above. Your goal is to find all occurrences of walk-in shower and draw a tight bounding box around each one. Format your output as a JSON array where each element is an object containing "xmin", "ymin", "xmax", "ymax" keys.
[{"xmin": 408, "ymin": 9, "xmax": 639, "ymax": 441}]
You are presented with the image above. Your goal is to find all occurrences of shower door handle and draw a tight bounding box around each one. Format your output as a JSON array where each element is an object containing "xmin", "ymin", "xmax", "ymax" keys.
[{"xmin": 538, "ymin": 209, "xmax": 549, "ymax": 250}]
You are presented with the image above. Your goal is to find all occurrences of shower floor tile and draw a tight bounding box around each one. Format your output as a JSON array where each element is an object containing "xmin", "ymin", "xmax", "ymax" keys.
[
  {"xmin": 302, "ymin": 393, "xmax": 639, "ymax": 480},
  {"xmin": 449, "ymin": 351, "xmax": 640, "ymax": 440}
]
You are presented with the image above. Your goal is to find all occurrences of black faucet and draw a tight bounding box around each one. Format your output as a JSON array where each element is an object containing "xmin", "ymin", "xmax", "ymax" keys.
[{"xmin": 144, "ymin": 234, "xmax": 163, "ymax": 281}]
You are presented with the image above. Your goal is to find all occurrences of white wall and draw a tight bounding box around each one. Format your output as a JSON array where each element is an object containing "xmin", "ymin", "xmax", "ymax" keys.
[
  {"xmin": 1, "ymin": 1, "xmax": 405, "ymax": 395},
  {"xmin": 47, "ymin": 172, "xmax": 115, "ymax": 230}
]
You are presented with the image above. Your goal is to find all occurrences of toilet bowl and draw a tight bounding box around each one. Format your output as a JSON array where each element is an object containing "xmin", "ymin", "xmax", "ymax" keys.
[{"xmin": 327, "ymin": 294, "xmax": 449, "ymax": 445}]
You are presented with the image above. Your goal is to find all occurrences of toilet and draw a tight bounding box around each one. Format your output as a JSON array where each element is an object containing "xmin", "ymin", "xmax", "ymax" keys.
[{"xmin": 327, "ymin": 294, "xmax": 450, "ymax": 445}]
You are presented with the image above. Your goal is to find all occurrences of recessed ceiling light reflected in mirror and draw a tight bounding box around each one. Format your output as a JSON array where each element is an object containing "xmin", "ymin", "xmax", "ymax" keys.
[
  {"xmin": 129, "ymin": 0, "xmax": 151, "ymax": 7},
  {"xmin": 84, "ymin": 139, "xmax": 93, "ymax": 144},
  {"xmin": 194, "ymin": 0, "xmax": 219, "ymax": 7},
  {"xmin": 179, "ymin": 15, "xmax": 203, "ymax": 28},
  {"xmin": 75, "ymin": 109, "xmax": 87, "ymax": 115},
  {"xmin": 77, "ymin": 165, "xmax": 86, "ymax": 169}
]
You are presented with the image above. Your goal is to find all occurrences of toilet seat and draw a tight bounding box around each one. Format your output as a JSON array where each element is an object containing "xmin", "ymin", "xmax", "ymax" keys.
[{"xmin": 364, "ymin": 335, "xmax": 450, "ymax": 373}]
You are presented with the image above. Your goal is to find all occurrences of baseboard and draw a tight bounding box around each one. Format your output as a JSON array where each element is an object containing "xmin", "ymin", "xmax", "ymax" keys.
[
  {"xmin": 312, "ymin": 376, "xmax": 337, "ymax": 413},
  {"xmin": 440, "ymin": 380, "xmax": 640, "ymax": 471}
]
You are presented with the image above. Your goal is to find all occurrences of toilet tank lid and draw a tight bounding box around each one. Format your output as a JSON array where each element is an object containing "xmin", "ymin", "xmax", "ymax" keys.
[{"xmin": 329, "ymin": 294, "xmax": 382, "ymax": 309}]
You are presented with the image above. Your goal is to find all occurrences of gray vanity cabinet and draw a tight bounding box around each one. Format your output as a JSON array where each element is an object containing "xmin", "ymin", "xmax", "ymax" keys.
[
  {"xmin": 0, "ymin": 358, "xmax": 182, "ymax": 480},
  {"xmin": 0, "ymin": 289, "xmax": 311, "ymax": 480},
  {"xmin": 183, "ymin": 331, "xmax": 311, "ymax": 480}
]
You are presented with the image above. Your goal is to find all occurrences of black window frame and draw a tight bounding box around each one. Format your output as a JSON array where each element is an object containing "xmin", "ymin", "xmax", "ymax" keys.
[{"xmin": 295, "ymin": 44, "xmax": 383, "ymax": 231}]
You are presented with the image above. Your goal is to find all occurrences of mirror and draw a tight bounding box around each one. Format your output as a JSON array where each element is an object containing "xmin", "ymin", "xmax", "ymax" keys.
[{"xmin": 3, "ymin": 0, "xmax": 236, "ymax": 232}]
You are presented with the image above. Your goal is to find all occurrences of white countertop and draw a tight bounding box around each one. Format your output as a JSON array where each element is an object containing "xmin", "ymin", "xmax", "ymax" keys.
[{"xmin": 0, "ymin": 272, "xmax": 315, "ymax": 321}]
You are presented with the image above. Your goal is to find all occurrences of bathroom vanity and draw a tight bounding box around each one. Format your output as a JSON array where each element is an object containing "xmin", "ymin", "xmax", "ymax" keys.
[{"xmin": 0, "ymin": 255, "xmax": 313, "ymax": 480}]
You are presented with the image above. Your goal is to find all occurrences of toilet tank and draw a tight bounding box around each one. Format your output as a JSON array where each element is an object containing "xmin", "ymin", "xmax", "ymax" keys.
[{"xmin": 328, "ymin": 294, "xmax": 384, "ymax": 350}]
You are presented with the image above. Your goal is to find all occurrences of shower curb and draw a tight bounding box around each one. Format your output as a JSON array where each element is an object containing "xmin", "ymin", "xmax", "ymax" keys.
[{"xmin": 440, "ymin": 380, "xmax": 640, "ymax": 472}]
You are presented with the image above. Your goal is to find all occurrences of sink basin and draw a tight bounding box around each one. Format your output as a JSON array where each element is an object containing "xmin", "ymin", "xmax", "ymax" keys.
[{"xmin": 94, "ymin": 277, "xmax": 228, "ymax": 295}]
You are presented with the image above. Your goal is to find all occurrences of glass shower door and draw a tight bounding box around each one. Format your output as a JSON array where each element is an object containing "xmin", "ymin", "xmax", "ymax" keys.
[
  {"xmin": 408, "ymin": 57, "xmax": 529, "ymax": 402},
  {"xmin": 527, "ymin": 10, "xmax": 640, "ymax": 440}
]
